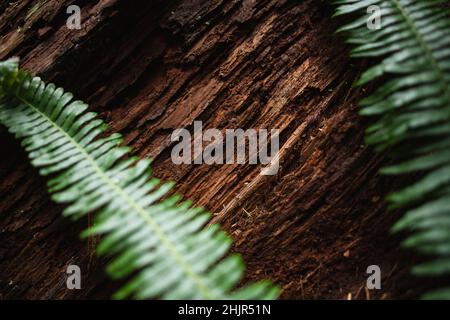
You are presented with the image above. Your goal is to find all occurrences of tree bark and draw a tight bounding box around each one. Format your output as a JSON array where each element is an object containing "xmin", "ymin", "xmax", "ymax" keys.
[{"xmin": 0, "ymin": 0, "xmax": 438, "ymax": 299}]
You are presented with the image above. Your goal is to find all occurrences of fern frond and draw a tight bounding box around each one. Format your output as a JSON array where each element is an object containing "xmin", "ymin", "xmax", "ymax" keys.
[
  {"xmin": 0, "ymin": 58, "xmax": 279, "ymax": 300},
  {"xmin": 334, "ymin": 0, "xmax": 450, "ymax": 298}
]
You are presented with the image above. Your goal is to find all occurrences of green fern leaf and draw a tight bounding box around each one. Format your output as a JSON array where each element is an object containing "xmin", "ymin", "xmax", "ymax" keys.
[
  {"xmin": 334, "ymin": 0, "xmax": 450, "ymax": 298},
  {"xmin": 0, "ymin": 58, "xmax": 279, "ymax": 300}
]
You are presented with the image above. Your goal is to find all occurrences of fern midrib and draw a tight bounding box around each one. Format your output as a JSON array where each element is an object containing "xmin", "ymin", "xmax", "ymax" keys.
[
  {"xmin": 15, "ymin": 94, "xmax": 217, "ymax": 300},
  {"xmin": 391, "ymin": 0, "xmax": 450, "ymax": 103}
]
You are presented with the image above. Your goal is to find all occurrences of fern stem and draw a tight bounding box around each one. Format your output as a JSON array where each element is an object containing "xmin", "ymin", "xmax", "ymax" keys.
[{"xmin": 391, "ymin": 0, "xmax": 450, "ymax": 103}]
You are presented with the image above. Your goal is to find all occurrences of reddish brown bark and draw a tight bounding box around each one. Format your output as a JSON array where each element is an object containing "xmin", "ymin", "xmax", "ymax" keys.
[{"xmin": 0, "ymin": 0, "xmax": 438, "ymax": 299}]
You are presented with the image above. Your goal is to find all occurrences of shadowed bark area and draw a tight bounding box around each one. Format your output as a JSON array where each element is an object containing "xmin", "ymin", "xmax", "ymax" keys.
[{"xmin": 0, "ymin": 0, "xmax": 438, "ymax": 299}]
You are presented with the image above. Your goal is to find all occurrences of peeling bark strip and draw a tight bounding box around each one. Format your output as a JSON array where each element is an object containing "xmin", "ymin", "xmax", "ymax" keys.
[{"xmin": 0, "ymin": 0, "xmax": 440, "ymax": 299}]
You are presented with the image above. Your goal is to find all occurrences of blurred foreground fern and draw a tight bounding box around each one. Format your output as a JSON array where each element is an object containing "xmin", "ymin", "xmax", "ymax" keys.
[{"xmin": 334, "ymin": 0, "xmax": 450, "ymax": 298}]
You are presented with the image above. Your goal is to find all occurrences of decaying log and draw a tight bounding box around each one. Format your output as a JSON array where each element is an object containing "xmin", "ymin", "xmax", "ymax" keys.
[{"xmin": 0, "ymin": 0, "xmax": 438, "ymax": 299}]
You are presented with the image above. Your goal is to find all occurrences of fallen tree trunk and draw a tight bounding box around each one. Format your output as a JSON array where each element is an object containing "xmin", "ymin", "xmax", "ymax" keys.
[{"xmin": 0, "ymin": 0, "xmax": 438, "ymax": 299}]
